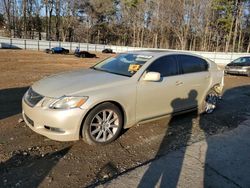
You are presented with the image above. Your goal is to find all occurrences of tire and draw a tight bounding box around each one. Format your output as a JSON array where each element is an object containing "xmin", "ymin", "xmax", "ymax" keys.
[
  {"xmin": 81, "ymin": 54, "xmax": 86, "ymax": 58},
  {"xmin": 82, "ymin": 102, "xmax": 123, "ymax": 145},
  {"xmin": 199, "ymin": 89, "xmax": 218, "ymax": 114}
]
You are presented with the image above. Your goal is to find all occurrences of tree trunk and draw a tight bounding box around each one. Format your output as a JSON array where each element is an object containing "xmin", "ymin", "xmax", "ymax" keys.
[
  {"xmin": 23, "ymin": 0, "xmax": 27, "ymax": 38},
  {"xmin": 12, "ymin": 0, "xmax": 16, "ymax": 37},
  {"xmin": 155, "ymin": 33, "xmax": 158, "ymax": 48},
  {"xmin": 247, "ymin": 40, "xmax": 250, "ymax": 53},
  {"xmin": 140, "ymin": 27, "xmax": 144, "ymax": 47},
  {"xmin": 136, "ymin": 28, "xmax": 140, "ymax": 47},
  {"xmin": 232, "ymin": 0, "xmax": 240, "ymax": 52},
  {"xmin": 56, "ymin": 0, "xmax": 60, "ymax": 41},
  {"xmin": 216, "ymin": 34, "xmax": 220, "ymax": 52},
  {"xmin": 225, "ymin": 14, "xmax": 234, "ymax": 52},
  {"xmin": 237, "ymin": 25, "xmax": 242, "ymax": 52},
  {"xmin": 133, "ymin": 23, "xmax": 136, "ymax": 47},
  {"xmin": 48, "ymin": 0, "xmax": 54, "ymax": 40},
  {"xmin": 97, "ymin": 29, "xmax": 100, "ymax": 44},
  {"xmin": 45, "ymin": 0, "xmax": 48, "ymax": 40}
]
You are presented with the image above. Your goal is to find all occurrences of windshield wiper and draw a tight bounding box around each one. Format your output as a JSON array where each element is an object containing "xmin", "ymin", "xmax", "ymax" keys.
[
  {"xmin": 105, "ymin": 71, "xmax": 131, "ymax": 77},
  {"xmin": 90, "ymin": 67, "xmax": 103, "ymax": 72},
  {"xmin": 91, "ymin": 67, "xmax": 131, "ymax": 77}
]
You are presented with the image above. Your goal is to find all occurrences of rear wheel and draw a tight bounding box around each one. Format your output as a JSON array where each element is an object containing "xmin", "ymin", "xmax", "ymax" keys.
[
  {"xmin": 82, "ymin": 102, "xmax": 123, "ymax": 145},
  {"xmin": 200, "ymin": 89, "xmax": 218, "ymax": 114}
]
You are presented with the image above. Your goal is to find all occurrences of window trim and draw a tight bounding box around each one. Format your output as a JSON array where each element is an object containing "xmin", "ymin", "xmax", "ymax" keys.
[
  {"xmin": 145, "ymin": 55, "xmax": 181, "ymax": 78},
  {"xmin": 177, "ymin": 54, "xmax": 209, "ymax": 75}
]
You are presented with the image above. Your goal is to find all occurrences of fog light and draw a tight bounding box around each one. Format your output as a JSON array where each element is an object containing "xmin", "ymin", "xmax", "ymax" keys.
[{"xmin": 44, "ymin": 125, "xmax": 65, "ymax": 133}]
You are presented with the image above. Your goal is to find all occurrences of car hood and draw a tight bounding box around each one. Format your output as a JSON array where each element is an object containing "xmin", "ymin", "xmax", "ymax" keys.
[{"xmin": 32, "ymin": 69, "xmax": 130, "ymax": 98}]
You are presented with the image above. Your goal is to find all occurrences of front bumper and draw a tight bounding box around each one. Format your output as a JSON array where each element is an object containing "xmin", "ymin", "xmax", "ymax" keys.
[
  {"xmin": 22, "ymin": 99, "xmax": 88, "ymax": 141},
  {"xmin": 225, "ymin": 68, "xmax": 249, "ymax": 75}
]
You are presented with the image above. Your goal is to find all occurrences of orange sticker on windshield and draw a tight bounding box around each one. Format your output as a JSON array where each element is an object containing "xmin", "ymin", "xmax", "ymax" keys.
[{"xmin": 128, "ymin": 64, "xmax": 141, "ymax": 72}]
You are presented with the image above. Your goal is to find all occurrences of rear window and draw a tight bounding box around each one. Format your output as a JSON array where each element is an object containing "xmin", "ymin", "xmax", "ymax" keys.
[{"xmin": 178, "ymin": 55, "xmax": 208, "ymax": 74}]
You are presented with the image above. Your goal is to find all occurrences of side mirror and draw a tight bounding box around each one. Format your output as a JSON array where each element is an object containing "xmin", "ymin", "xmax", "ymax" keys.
[{"xmin": 143, "ymin": 72, "xmax": 161, "ymax": 82}]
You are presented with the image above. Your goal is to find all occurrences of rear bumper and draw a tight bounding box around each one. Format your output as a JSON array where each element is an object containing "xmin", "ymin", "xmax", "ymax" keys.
[{"xmin": 22, "ymin": 99, "xmax": 88, "ymax": 141}]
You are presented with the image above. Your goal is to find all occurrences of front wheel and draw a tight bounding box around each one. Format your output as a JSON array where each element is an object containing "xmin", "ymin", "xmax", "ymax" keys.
[
  {"xmin": 200, "ymin": 89, "xmax": 219, "ymax": 114},
  {"xmin": 82, "ymin": 102, "xmax": 123, "ymax": 145}
]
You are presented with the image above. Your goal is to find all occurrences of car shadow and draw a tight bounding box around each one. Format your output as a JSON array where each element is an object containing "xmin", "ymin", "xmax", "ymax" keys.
[
  {"xmin": 200, "ymin": 85, "xmax": 250, "ymax": 187},
  {"xmin": 138, "ymin": 90, "xmax": 198, "ymax": 187},
  {"xmin": 0, "ymin": 87, "xmax": 28, "ymax": 120},
  {"xmin": 137, "ymin": 85, "xmax": 250, "ymax": 187},
  {"xmin": 92, "ymin": 85, "xmax": 250, "ymax": 187},
  {"xmin": 0, "ymin": 146, "xmax": 72, "ymax": 187}
]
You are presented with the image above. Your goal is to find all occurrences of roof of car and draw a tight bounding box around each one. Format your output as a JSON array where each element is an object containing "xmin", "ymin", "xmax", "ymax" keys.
[{"xmin": 126, "ymin": 50, "xmax": 197, "ymax": 57}]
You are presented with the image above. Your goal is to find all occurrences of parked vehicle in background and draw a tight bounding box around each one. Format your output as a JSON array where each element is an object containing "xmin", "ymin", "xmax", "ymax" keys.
[
  {"xmin": 45, "ymin": 47, "xmax": 69, "ymax": 54},
  {"xmin": 22, "ymin": 51, "xmax": 224, "ymax": 145},
  {"xmin": 102, "ymin": 48, "xmax": 114, "ymax": 54},
  {"xmin": 225, "ymin": 57, "xmax": 250, "ymax": 76},
  {"xmin": 45, "ymin": 49, "xmax": 51, "ymax": 53},
  {"xmin": 75, "ymin": 51, "xmax": 96, "ymax": 58}
]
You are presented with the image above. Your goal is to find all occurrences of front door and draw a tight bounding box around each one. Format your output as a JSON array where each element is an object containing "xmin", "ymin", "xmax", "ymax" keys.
[{"xmin": 136, "ymin": 55, "xmax": 189, "ymax": 122}]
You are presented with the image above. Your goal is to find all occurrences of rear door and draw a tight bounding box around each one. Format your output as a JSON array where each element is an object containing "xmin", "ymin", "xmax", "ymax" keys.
[{"xmin": 177, "ymin": 55, "xmax": 210, "ymax": 108}]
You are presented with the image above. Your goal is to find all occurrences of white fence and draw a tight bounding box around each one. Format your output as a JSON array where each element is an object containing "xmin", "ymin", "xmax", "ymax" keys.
[{"xmin": 0, "ymin": 36, "xmax": 249, "ymax": 65}]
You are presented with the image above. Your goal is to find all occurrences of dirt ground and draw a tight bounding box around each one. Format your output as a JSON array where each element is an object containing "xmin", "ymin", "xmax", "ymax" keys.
[{"xmin": 0, "ymin": 50, "xmax": 250, "ymax": 188}]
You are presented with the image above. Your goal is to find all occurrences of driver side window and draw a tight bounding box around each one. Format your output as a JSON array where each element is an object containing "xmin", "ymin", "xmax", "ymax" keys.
[{"xmin": 147, "ymin": 55, "xmax": 179, "ymax": 77}]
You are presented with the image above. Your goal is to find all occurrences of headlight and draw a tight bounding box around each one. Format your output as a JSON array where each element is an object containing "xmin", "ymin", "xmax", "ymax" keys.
[{"xmin": 48, "ymin": 96, "xmax": 88, "ymax": 109}]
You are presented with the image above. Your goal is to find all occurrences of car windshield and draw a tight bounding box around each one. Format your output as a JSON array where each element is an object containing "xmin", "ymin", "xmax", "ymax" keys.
[
  {"xmin": 92, "ymin": 53, "xmax": 152, "ymax": 77},
  {"xmin": 232, "ymin": 57, "xmax": 250, "ymax": 64}
]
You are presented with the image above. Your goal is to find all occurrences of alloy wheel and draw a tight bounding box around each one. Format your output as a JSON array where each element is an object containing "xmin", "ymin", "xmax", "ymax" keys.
[
  {"xmin": 205, "ymin": 92, "xmax": 218, "ymax": 114},
  {"xmin": 89, "ymin": 110, "xmax": 119, "ymax": 142}
]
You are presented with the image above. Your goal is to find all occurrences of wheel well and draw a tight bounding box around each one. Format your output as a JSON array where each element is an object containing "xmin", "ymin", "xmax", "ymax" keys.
[
  {"xmin": 211, "ymin": 83, "xmax": 223, "ymax": 95},
  {"xmin": 79, "ymin": 101, "xmax": 126, "ymax": 138}
]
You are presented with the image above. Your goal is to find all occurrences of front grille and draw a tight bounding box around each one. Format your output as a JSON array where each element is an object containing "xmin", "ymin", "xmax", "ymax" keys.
[
  {"xmin": 24, "ymin": 114, "xmax": 34, "ymax": 126},
  {"xmin": 24, "ymin": 88, "xmax": 44, "ymax": 107}
]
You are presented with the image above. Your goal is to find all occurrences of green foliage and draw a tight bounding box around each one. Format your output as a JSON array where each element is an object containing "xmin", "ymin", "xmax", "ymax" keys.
[
  {"xmin": 90, "ymin": 0, "xmax": 117, "ymax": 23},
  {"xmin": 211, "ymin": 0, "xmax": 234, "ymax": 32}
]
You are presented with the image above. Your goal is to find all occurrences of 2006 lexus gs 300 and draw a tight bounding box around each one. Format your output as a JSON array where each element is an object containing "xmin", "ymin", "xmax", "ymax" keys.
[{"xmin": 22, "ymin": 51, "xmax": 224, "ymax": 145}]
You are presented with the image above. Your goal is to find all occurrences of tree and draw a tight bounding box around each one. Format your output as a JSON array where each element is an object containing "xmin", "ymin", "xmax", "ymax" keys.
[
  {"xmin": 0, "ymin": 14, "xmax": 5, "ymax": 28},
  {"xmin": 1, "ymin": 0, "xmax": 250, "ymax": 52}
]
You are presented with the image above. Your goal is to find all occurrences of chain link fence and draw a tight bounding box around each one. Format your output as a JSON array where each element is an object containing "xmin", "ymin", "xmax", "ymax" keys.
[{"xmin": 1, "ymin": 36, "xmax": 249, "ymax": 65}]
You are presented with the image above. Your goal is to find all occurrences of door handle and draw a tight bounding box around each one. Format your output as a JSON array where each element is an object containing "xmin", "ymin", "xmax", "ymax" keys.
[{"xmin": 176, "ymin": 81, "xmax": 183, "ymax": 86}]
